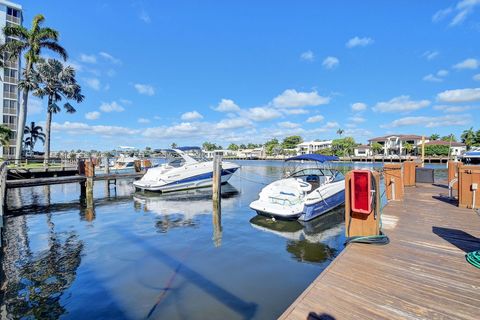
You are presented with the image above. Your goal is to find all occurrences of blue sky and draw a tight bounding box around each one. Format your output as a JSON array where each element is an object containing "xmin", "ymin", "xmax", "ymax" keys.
[{"xmin": 20, "ymin": 0, "xmax": 480, "ymax": 150}]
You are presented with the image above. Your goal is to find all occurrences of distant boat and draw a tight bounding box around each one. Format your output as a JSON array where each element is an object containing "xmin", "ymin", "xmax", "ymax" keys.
[
  {"xmin": 461, "ymin": 147, "xmax": 480, "ymax": 165},
  {"xmin": 133, "ymin": 147, "xmax": 239, "ymax": 192},
  {"xmin": 110, "ymin": 155, "xmax": 139, "ymax": 171},
  {"xmin": 249, "ymin": 154, "xmax": 345, "ymax": 221}
]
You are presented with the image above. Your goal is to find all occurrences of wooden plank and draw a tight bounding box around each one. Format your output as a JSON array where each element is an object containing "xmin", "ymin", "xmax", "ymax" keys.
[{"xmin": 280, "ymin": 183, "xmax": 480, "ymax": 320}]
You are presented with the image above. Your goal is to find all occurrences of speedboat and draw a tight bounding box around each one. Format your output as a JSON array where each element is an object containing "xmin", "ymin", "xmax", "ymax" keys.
[
  {"xmin": 110, "ymin": 155, "xmax": 139, "ymax": 171},
  {"xmin": 249, "ymin": 154, "xmax": 345, "ymax": 221},
  {"xmin": 133, "ymin": 147, "xmax": 240, "ymax": 192},
  {"xmin": 461, "ymin": 147, "xmax": 480, "ymax": 164}
]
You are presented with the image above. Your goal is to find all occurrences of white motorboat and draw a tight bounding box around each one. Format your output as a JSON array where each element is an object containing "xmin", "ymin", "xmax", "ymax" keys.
[
  {"xmin": 110, "ymin": 155, "xmax": 139, "ymax": 171},
  {"xmin": 461, "ymin": 147, "xmax": 480, "ymax": 165},
  {"xmin": 133, "ymin": 147, "xmax": 240, "ymax": 192},
  {"xmin": 249, "ymin": 154, "xmax": 345, "ymax": 221}
]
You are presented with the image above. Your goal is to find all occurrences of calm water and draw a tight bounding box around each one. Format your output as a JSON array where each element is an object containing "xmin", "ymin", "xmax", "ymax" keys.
[{"xmin": 0, "ymin": 161, "xmax": 447, "ymax": 319}]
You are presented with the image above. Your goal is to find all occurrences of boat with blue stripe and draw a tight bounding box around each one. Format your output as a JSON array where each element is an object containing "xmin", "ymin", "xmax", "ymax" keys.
[
  {"xmin": 249, "ymin": 154, "xmax": 345, "ymax": 221},
  {"xmin": 134, "ymin": 147, "xmax": 240, "ymax": 192}
]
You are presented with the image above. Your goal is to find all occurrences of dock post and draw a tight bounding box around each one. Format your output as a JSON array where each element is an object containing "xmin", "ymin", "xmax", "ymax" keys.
[
  {"xmin": 421, "ymin": 136, "xmax": 425, "ymax": 167},
  {"xmin": 390, "ymin": 177, "xmax": 396, "ymax": 200},
  {"xmin": 212, "ymin": 153, "xmax": 222, "ymax": 203},
  {"xmin": 212, "ymin": 200, "xmax": 222, "ymax": 247},
  {"xmin": 105, "ymin": 157, "xmax": 110, "ymax": 175}
]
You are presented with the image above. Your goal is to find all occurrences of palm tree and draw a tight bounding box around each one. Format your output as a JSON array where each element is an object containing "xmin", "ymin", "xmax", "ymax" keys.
[
  {"xmin": 336, "ymin": 128, "xmax": 344, "ymax": 137},
  {"xmin": 0, "ymin": 14, "xmax": 67, "ymax": 164},
  {"xmin": 23, "ymin": 121, "xmax": 45, "ymax": 152},
  {"xmin": 0, "ymin": 125, "xmax": 13, "ymax": 149},
  {"xmin": 430, "ymin": 134, "xmax": 440, "ymax": 141},
  {"xmin": 461, "ymin": 127, "xmax": 476, "ymax": 149},
  {"xmin": 32, "ymin": 59, "xmax": 83, "ymax": 164}
]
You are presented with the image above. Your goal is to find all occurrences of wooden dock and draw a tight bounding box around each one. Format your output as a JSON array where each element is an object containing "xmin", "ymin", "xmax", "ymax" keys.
[
  {"xmin": 280, "ymin": 183, "xmax": 480, "ymax": 320},
  {"xmin": 5, "ymin": 172, "xmax": 144, "ymax": 188}
]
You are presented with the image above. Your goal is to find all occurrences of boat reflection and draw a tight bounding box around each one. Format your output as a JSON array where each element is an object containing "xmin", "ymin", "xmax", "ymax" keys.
[
  {"xmin": 133, "ymin": 184, "xmax": 240, "ymax": 233},
  {"xmin": 249, "ymin": 208, "xmax": 345, "ymax": 263}
]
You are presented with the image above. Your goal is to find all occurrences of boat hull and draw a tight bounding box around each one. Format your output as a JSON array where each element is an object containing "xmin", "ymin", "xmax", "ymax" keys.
[
  {"xmin": 134, "ymin": 167, "xmax": 238, "ymax": 192},
  {"xmin": 250, "ymin": 188, "xmax": 345, "ymax": 221}
]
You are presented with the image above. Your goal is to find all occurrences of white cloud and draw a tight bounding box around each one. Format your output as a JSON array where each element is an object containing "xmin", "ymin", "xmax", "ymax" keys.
[
  {"xmin": 349, "ymin": 116, "xmax": 365, "ymax": 123},
  {"xmin": 306, "ymin": 115, "xmax": 324, "ymax": 123},
  {"xmin": 85, "ymin": 111, "xmax": 100, "ymax": 120},
  {"xmin": 437, "ymin": 88, "xmax": 480, "ymax": 102},
  {"xmin": 382, "ymin": 115, "xmax": 470, "ymax": 128},
  {"xmin": 300, "ymin": 50, "xmax": 315, "ymax": 62},
  {"xmin": 134, "ymin": 83, "xmax": 155, "ymax": 96},
  {"xmin": 422, "ymin": 50, "xmax": 439, "ymax": 60},
  {"xmin": 273, "ymin": 89, "xmax": 330, "ymax": 108},
  {"xmin": 181, "ymin": 111, "xmax": 203, "ymax": 121},
  {"xmin": 84, "ymin": 78, "xmax": 101, "ymax": 90},
  {"xmin": 246, "ymin": 107, "xmax": 282, "ymax": 121},
  {"xmin": 437, "ymin": 69, "xmax": 449, "ymax": 77},
  {"xmin": 99, "ymin": 101, "xmax": 125, "ymax": 113},
  {"xmin": 423, "ymin": 74, "xmax": 443, "ymax": 82},
  {"xmin": 453, "ymin": 58, "xmax": 479, "ymax": 70},
  {"xmin": 216, "ymin": 118, "xmax": 252, "ymax": 130},
  {"xmin": 322, "ymin": 56, "xmax": 339, "ymax": 69},
  {"xmin": 99, "ymin": 52, "xmax": 121, "ymax": 64},
  {"xmin": 139, "ymin": 10, "xmax": 151, "ymax": 23},
  {"xmin": 80, "ymin": 54, "xmax": 96, "ymax": 64},
  {"xmin": 432, "ymin": 0, "xmax": 480, "ymax": 26},
  {"xmin": 138, "ymin": 118, "xmax": 150, "ymax": 124},
  {"xmin": 28, "ymin": 97, "xmax": 44, "ymax": 115},
  {"xmin": 52, "ymin": 121, "xmax": 139, "ymax": 136},
  {"xmin": 346, "ymin": 36, "xmax": 374, "ymax": 48},
  {"xmin": 373, "ymin": 95, "xmax": 430, "ymax": 112},
  {"xmin": 278, "ymin": 121, "xmax": 300, "ymax": 128},
  {"xmin": 473, "ymin": 74, "xmax": 480, "ymax": 81},
  {"xmin": 351, "ymin": 102, "xmax": 367, "ymax": 111},
  {"xmin": 344, "ymin": 128, "xmax": 373, "ymax": 138},
  {"xmin": 433, "ymin": 105, "xmax": 475, "ymax": 113},
  {"xmin": 281, "ymin": 108, "xmax": 309, "ymax": 115},
  {"xmin": 120, "ymin": 99, "xmax": 132, "ymax": 105},
  {"xmin": 325, "ymin": 121, "xmax": 339, "ymax": 129},
  {"xmin": 143, "ymin": 122, "xmax": 200, "ymax": 139},
  {"xmin": 214, "ymin": 99, "xmax": 241, "ymax": 112}
]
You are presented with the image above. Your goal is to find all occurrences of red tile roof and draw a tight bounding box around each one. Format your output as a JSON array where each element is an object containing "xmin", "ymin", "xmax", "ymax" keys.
[
  {"xmin": 369, "ymin": 134, "xmax": 424, "ymax": 142},
  {"xmin": 424, "ymin": 140, "xmax": 465, "ymax": 147}
]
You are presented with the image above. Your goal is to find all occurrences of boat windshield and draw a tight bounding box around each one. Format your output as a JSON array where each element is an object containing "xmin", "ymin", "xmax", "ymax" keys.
[{"xmin": 288, "ymin": 168, "xmax": 344, "ymax": 185}]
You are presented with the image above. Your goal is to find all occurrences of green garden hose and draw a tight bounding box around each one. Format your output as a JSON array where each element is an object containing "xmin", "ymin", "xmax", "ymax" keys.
[
  {"xmin": 345, "ymin": 232, "xmax": 390, "ymax": 245},
  {"xmin": 466, "ymin": 251, "xmax": 480, "ymax": 269}
]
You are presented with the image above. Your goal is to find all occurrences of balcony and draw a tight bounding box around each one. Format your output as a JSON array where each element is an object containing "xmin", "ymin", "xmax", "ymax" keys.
[
  {"xmin": 4, "ymin": 60, "xmax": 19, "ymax": 69},
  {"xmin": 3, "ymin": 107, "xmax": 17, "ymax": 115},
  {"xmin": 4, "ymin": 92, "xmax": 17, "ymax": 99},
  {"xmin": 6, "ymin": 15, "xmax": 21, "ymax": 24},
  {"xmin": 3, "ymin": 76, "xmax": 17, "ymax": 84},
  {"xmin": 6, "ymin": 123, "xmax": 17, "ymax": 130}
]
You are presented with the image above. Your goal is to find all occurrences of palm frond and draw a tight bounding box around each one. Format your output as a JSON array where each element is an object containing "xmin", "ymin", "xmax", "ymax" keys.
[
  {"xmin": 3, "ymin": 24, "xmax": 29, "ymax": 40},
  {"xmin": 64, "ymin": 102, "xmax": 76, "ymax": 113},
  {"xmin": 35, "ymin": 27, "xmax": 59, "ymax": 42},
  {"xmin": 40, "ymin": 41, "xmax": 68, "ymax": 61}
]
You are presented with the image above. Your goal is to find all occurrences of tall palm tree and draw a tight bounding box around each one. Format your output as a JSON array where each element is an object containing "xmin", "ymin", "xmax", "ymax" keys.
[
  {"xmin": 32, "ymin": 59, "xmax": 83, "ymax": 164},
  {"xmin": 336, "ymin": 128, "xmax": 344, "ymax": 137},
  {"xmin": 430, "ymin": 133, "xmax": 440, "ymax": 141},
  {"xmin": 461, "ymin": 127, "xmax": 476, "ymax": 149},
  {"xmin": 24, "ymin": 121, "xmax": 45, "ymax": 152},
  {"xmin": 0, "ymin": 125, "xmax": 13, "ymax": 149},
  {"xmin": 0, "ymin": 14, "xmax": 67, "ymax": 164}
]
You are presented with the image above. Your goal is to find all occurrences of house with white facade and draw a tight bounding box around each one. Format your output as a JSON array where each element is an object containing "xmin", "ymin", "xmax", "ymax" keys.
[
  {"xmin": 368, "ymin": 135, "xmax": 427, "ymax": 156},
  {"xmin": 353, "ymin": 145, "xmax": 373, "ymax": 157},
  {"xmin": 297, "ymin": 140, "xmax": 333, "ymax": 155}
]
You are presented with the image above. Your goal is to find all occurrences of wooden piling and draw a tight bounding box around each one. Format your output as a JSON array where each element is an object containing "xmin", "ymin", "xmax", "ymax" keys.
[
  {"xmin": 403, "ymin": 161, "xmax": 417, "ymax": 187},
  {"xmin": 212, "ymin": 153, "xmax": 222, "ymax": 203},
  {"xmin": 384, "ymin": 163, "xmax": 404, "ymax": 201},
  {"xmin": 105, "ymin": 157, "xmax": 110, "ymax": 174},
  {"xmin": 212, "ymin": 200, "xmax": 222, "ymax": 247},
  {"xmin": 421, "ymin": 136, "xmax": 425, "ymax": 167}
]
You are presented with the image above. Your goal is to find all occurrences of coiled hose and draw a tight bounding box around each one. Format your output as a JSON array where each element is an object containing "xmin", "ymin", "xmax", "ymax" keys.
[{"xmin": 466, "ymin": 250, "xmax": 480, "ymax": 269}]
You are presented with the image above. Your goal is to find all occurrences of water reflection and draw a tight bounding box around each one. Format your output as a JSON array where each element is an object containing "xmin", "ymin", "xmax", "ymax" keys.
[
  {"xmin": 249, "ymin": 208, "xmax": 345, "ymax": 264},
  {"xmin": 133, "ymin": 184, "xmax": 239, "ymax": 235},
  {"xmin": 1, "ymin": 217, "xmax": 83, "ymax": 319}
]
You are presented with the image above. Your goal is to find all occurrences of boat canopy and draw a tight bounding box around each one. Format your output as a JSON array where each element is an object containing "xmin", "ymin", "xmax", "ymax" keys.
[
  {"xmin": 177, "ymin": 146, "xmax": 202, "ymax": 151},
  {"xmin": 286, "ymin": 154, "xmax": 339, "ymax": 162}
]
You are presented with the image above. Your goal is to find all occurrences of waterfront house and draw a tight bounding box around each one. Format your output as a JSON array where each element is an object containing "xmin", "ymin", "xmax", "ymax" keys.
[
  {"xmin": 236, "ymin": 147, "xmax": 265, "ymax": 159},
  {"xmin": 297, "ymin": 140, "xmax": 333, "ymax": 155},
  {"xmin": 368, "ymin": 134, "xmax": 427, "ymax": 156},
  {"xmin": 353, "ymin": 145, "xmax": 373, "ymax": 157}
]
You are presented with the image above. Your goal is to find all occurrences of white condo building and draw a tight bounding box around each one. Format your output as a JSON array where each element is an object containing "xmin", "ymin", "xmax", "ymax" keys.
[
  {"xmin": 297, "ymin": 140, "xmax": 333, "ymax": 155},
  {"xmin": 0, "ymin": 0, "xmax": 22, "ymax": 158}
]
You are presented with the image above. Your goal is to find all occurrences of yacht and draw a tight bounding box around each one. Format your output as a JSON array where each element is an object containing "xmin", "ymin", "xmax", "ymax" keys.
[
  {"xmin": 462, "ymin": 147, "xmax": 480, "ymax": 165},
  {"xmin": 249, "ymin": 154, "xmax": 345, "ymax": 221},
  {"xmin": 133, "ymin": 147, "xmax": 240, "ymax": 192},
  {"xmin": 110, "ymin": 155, "xmax": 139, "ymax": 171}
]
